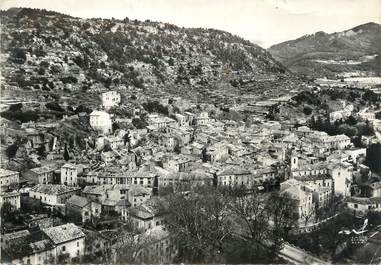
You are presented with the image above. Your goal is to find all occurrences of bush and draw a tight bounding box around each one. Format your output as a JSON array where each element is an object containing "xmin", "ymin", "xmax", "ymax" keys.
[
  {"xmin": 303, "ymin": 105, "xmax": 313, "ymax": 115},
  {"xmin": 1, "ymin": 110, "xmax": 39, "ymax": 123},
  {"xmin": 46, "ymin": 102, "xmax": 64, "ymax": 112},
  {"xmin": 5, "ymin": 143, "xmax": 19, "ymax": 158},
  {"xmin": 132, "ymin": 118, "xmax": 147, "ymax": 129},
  {"xmin": 10, "ymin": 48, "xmax": 27, "ymax": 64},
  {"xmin": 9, "ymin": 103, "xmax": 23, "ymax": 112}
]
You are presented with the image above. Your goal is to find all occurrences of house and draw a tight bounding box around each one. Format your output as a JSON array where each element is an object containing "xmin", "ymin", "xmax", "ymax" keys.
[
  {"xmin": 105, "ymin": 136, "xmax": 124, "ymax": 150},
  {"xmin": 24, "ymin": 166, "xmax": 55, "ymax": 185},
  {"xmin": 329, "ymin": 104, "xmax": 353, "ymax": 122},
  {"xmin": 362, "ymin": 181, "xmax": 381, "ymax": 197},
  {"xmin": 347, "ymin": 197, "xmax": 381, "ymax": 216},
  {"xmin": 128, "ymin": 170, "xmax": 156, "ymax": 187},
  {"xmin": 194, "ymin": 112, "xmax": 209, "ymax": 126},
  {"xmin": 61, "ymin": 163, "xmax": 78, "ymax": 186},
  {"xmin": 65, "ymin": 195, "xmax": 102, "ymax": 224},
  {"xmin": 129, "ymin": 198, "xmax": 166, "ymax": 232},
  {"xmin": 327, "ymin": 162, "xmax": 353, "ymax": 197},
  {"xmin": 204, "ymin": 142, "xmax": 229, "ymax": 163},
  {"xmin": 147, "ymin": 114, "xmax": 177, "ymax": 130},
  {"xmin": 43, "ymin": 223, "xmax": 86, "ymax": 262},
  {"xmin": 295, "ymin": 126, "xmax": 314, "ymax": 138},
  {"xmin": 29, "ymin": 184, "xmax": 81, "ymax": 206},
  {"xmin": 89, "ymin": 110, "xmax": 112, "ymax": 134},
  {"xmin": 174, "ymin": 113, "xmax": 187, "ymax": 127},
  {"xmin": 0, "ymin": 168, "xmax": 19, "ymax": 191},
  {"xmin": 0, "ymin": 191, "xmax": 20, "ymax": 210},
  {"xmin": 217, "ymin": 166, "xmax": 252, "ymax": 187},
  {"xmin": 1, "ymin": 230, "xmax": 30, "ymax": 250},
  {"xmin": 3, "ymin": 238, "xmax": 55, "ymax": 265},
  {"xmin": 162, "ymin": 155, "xmax": 197, "ymax": 173},
  {"xmin": 82, "ymin": 184, "xmax": 150, "ymax": 212},
  {"xmin": 135, "ymin": 226, "xmax": 178, "ymax": 264},
  {"xmin": 280, "ymin": 179, "xmax": 315, "ymax": 224},
  {"xmin": 102, "ymin": 91, "xmax": 121, "ymax": 110}
]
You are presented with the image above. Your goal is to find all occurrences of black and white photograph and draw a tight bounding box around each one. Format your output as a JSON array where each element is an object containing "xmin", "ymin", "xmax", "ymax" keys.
[{"xmin": 0, "ymin": 0, "xmax": 381, "ymax": 264}]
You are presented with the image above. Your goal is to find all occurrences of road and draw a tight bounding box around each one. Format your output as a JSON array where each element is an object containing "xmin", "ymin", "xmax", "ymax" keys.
[{"xmin": 279, "ymin": 243, "xmax": 331, "ymax": 265}]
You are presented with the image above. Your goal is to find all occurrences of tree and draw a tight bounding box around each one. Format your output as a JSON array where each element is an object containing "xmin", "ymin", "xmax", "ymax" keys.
[
  {"xmin": 231, "ymin": 190, "xmax": 271, "ymax": 255},
  {"xmin": 10, "ymin": 48, "xmax": 27, "ymax": 64},
  {"xmin": 366, "ymin": 143, "xmax": 381, "ymax": 174},
  {"xmin": 113, "ymin": 227, "xmax": 152, "ymax": 263},
  {"xmin": 267, "ymin": 192, "xmax": 298, "ymax": 253},
  {"xmin": 1, "ymin": 201, "xmax": 13, "ymax": 219},
  {"xmin": 63, "ymin": 143, "xmax": 70, "ymax": 161},
  {"xmin": 168, "ymin": 57, "xmax": 175, "ymax": 66},
  {"xmin": 123, "ymin": 131, "xmax": 131, "ymax": 147},
  {"xmin": 201, "ymin": 147, "xmax": 208, "ymax": 162},
  {"xmin": 36, "ymin": 144, "xmax": 46, "ymax": 158},
  {"xmin": 303, "ymin": 105, "xmax": 313, "ymax": 116},
  {"xmin": 9, "ymin": 103, "xmax": 23, "ymax": 112},
  {"xmin": 164, "ymin": 186, "xmax": 232, "ymax": 263},
  {"xmin": 6, "ymin": 142, "xmax": 19, "ymax": 158}
]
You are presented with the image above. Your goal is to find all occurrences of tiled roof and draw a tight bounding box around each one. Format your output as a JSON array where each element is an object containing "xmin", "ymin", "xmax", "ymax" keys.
[
  {"xmin": 347, "ymin": 196, "xmax": 381, "ymax": 204},
  {"xmin": 30, "ymin": 184, "xmax": 80, "ymax": 195},
  {"xmin": 0, "ymin": 168, "xmax": 18, "ymax": 178},
  {"xmin": 61, "ymin": 163, "xmax": 77, "ymax": 169},
  {"xmin": 43, "ymin": 223, "xmax": 85, "ymax": 245},
  {"xmin": 66, "ymin": 195, "xmax": 90, "ymax": 208},
  {"xmin": 2, "ymin": 230, "xmax": 30, "ymax": 241},
  {"xmin": 30, "ymin": 166, "xmax": 55, "ymax": 174},
  {"xmin": 28, "ymin": 239, "xmax": 55, "ymax": 253}
]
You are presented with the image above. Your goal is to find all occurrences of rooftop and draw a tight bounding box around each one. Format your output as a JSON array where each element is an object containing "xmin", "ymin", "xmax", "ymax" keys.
[
  {"xmin": 30, "ymin": 184, "xmax": 81, "ymax": 195},
  {"xmin": 0, "ymin": 168, "xmax": 18, "ymax": 178},
  {"xmin": 2, "ymin": 230, "xmax": 30, "ymax": 241},
  {"xmin": 43, "ymin": 223, "xmax": 85, "ymax": 245},
  {"xmin": 66, "ymin": 195, "xmax": 90, "ymax": 208}
]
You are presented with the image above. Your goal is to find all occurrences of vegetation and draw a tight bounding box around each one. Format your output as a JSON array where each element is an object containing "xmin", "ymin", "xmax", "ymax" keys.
[{"xmin": 162, "ymin": 185, "xmax": 297, "ymax": 263}]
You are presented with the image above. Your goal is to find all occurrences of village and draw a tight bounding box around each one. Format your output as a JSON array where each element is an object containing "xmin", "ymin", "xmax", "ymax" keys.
[
  {"xmin": 1, "ymin": 6, "xmax": 381, "ymax": 265},
  {"xmin": 1, "ymin": 78, "xmax": 381, "ymax": 264}
]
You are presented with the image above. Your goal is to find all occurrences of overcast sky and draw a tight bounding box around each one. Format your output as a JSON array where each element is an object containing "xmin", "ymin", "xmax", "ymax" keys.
[{"xmin": 1, "ymin": 0, "xmax": 380, "ymax": 47}]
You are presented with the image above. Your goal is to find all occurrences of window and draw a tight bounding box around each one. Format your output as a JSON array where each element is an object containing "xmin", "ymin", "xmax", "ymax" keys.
[
  {"xmin": 354, "ymin": 204, "xmax": 358, "ymax": 209},
  {"xmin": 62, "ymin": 246, "xmax": 66, "ymax": 251},
  {"xmin": 77, "ymin": 242, "xmax": 80, "ymax": 247}
]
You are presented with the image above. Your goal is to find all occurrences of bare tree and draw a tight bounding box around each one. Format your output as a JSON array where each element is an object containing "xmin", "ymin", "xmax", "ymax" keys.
[{"xmin": 164, "ymin": 185, "xmax": 232, "ymax": 263}]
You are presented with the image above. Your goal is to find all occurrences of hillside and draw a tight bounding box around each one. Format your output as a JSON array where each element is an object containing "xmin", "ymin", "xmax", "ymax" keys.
[
  {"xmin": 0, "ymin": 7, "xmax": 296, "ymax": 107},
  {"xmin": 268, "ymin": 22, "xmax": 381, "ymax": 78}
]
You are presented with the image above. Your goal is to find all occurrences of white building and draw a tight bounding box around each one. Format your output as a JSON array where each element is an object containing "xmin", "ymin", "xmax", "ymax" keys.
[
  {"xmin": 61, "ymin": 163, "xmax": 78, "ymax": 186},
  {"xmin": 328, "ymin": 162, "xmax": 353, "ymax": 197},
  {"xmin": 347, "ymin": 197, "xmax": 381, "ymax": 216},
  {"xmin": 0, "ymin": 168, "xmax": 19, "ymax": 191},
  {"xmin": 0, "ymin": 191, "xmax": 20, "ymax": 210},
  {"xmin": 43, "ymin": 223, "xmax": 85, "ymax": 262},
  {"xmin": 102, "ymin": 91, "xmax": 121, "ymax": 110},
  {"xmin": 89, "ymin": 111, "xmax": 112, "ymax": 134},
  {"xmin": 194, "ymin": 112, "xmax": 209, "ymax": 126},
  {"xmin": 29, "ymin": 184, "xmax": 81, "ymax": 206},
  {"xmin": 280, "ymin": 179, "xmax": 315, "ymax": 224}
]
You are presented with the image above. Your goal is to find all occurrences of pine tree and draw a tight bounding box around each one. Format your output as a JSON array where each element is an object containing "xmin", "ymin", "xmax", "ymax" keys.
[{"xmin": 63, "ymin": 143, "xmax": 70, "ymax": 161}]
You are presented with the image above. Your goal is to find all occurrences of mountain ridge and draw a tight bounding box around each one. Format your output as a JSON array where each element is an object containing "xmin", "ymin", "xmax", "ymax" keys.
[
  {"xmin": 1, "ymin": 7, "xmax": 298, "ymax": 105},
  {"xmin": 268, "ymin": 22, "xmax": 381, "ymax": 78}
]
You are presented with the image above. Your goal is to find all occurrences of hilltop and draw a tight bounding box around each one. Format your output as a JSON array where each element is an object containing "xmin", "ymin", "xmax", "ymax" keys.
[
  {"xmin": 0, "ymin": 7, "xmax": 298, "ymax": 107},
  {"xmin": 268, "ymin": 22, "xmax": 381, "ymax": 78}
]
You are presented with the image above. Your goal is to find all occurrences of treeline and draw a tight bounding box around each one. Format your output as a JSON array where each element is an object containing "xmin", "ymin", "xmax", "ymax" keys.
[
  {"xmin": 310, "ymin": 115, "xmax": 374, "ymax": 138},
  {"xmin": 160, "ymin": 185, "xmax": 297, "ymax": 264}
]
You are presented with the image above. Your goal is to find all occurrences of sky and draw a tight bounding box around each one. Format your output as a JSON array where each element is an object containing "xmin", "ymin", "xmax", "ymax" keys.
[{"xmin": 1, "ymin": 0, "xmax": 380, "ymax": 47}]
